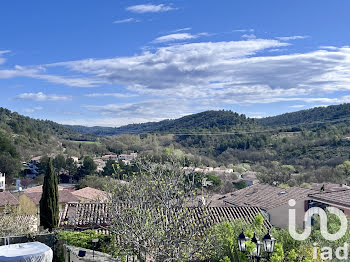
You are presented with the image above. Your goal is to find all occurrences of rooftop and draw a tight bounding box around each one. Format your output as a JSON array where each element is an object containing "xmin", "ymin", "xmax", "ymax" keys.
[
  {"xmin": 23, "ymin": 190, "xmax": 79, "ymax": 205},
  {"xmin": 23, "ymin": 185, "xmax": 65, "ymax": 193},
  {"xmin": 222, "ymin": 184, "xmax": 316, "ymax": 210},
  {"xmin": 309, "ymin": 183, "xmax": 350, "ymax": 192},
  {"xmin": 59, "ymin": 202, "xmax": 271, "ymax": 230},
  {"xmin": 72, "ymin": 187, "xmax": 107, "ymax": 201},
  {"xmin": 309, "ymin": 189, "xmax": 350, "ymax": 208},
  {"xmin": 0, "ymin": 192, "xmax": 19, "ymax": 207}
]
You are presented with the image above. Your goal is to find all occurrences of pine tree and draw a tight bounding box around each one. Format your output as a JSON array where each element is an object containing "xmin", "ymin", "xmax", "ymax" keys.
[{"xmin": 40, "ymin": 158, "xmax": 59, "ymax": 230}]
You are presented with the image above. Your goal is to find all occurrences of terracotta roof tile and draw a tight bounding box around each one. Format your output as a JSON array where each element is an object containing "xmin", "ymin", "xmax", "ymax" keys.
[
  {"xmin": 223, "ymin": 184, "xmax": 316, "ymax": 210},
  {"xmin": 309, "ymin": 189, "xmax": 350, "ymax": 208},
  {"xmin": 24, "ymin": 185, "xmax": 65, "ymax": 193},
  {"xmin": 24, "ymin": 190, "xmax": 79, "ymax": 205},
  {"xmin": 59, "ymin": 203, "xmax": 271, "ymax": 231},
  {"xmin": 72, "ymin": 187, "xmax": 107, "ymax": 201},
  {"xmin": 0, "ymin": 192, "xmax": 19, "ymax": 207}
]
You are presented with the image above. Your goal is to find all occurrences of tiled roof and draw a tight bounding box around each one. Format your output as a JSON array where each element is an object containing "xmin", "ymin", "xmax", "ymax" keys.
[
  {"xmin": 223, "ymin": 184, "xmax": 316, "ymax": 210},
  {"xmin": 24, "ymin": 185, "xmax": 65, "ymax": 193},
  {"xmin": 72, "ymin": 187, "xmax": 107, "ymax": 201},
  {"xmin": 309, "ymin": 189, "xmax": 350, "ymax": 208},
  {"xmin": 0, "ymin": 192, "xmax": 19, "ymax": 207},
  {"xmin": 24, "ymin": 190, "xmax": 79, "ymax": 205},
  {"xmin": 309, "ymin": 183, "xmax": 350, "ymax": 192},
  {"xmin": 59, "ymin": 202, "xmax": 271, "ymax": 230}
]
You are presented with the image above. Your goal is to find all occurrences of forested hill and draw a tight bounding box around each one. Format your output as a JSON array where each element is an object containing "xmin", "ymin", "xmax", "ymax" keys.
[
  {"xmin": 0, "ymin": 107, "xmax": 96, "ymax": 161},
  {"xmin": 257, "ymin": 103, "xmax": 350, "ymax": 127},
  {"xmin": 67, "ymin": 110, "xmax": 257, "ymax": 136},
  {"xmin": 0, "ymin": 107, "xmax": 91, "ymax": 141}
]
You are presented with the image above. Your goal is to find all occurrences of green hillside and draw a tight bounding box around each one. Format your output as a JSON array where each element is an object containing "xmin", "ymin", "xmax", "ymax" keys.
[
  {"xmin": 257, "ymin": 103, "xmax": 350, "ymax": 127},
  {"xmin": 0, "ymin": 107, "xmax": 101, "ymax": 160},
  {"xmin": 67, "ymin": 110, "xmax": 257, "ymax": 136}
]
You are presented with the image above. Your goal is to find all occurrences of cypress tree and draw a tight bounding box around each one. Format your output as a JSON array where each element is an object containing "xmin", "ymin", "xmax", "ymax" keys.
[{"xmin": 40, "ymin": 158, "xmax": 59, "ymax": 230}]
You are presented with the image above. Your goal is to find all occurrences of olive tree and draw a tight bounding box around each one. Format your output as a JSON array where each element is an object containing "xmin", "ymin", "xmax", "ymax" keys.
[{"xmin": 107, "ymin": 159, "xmax": 208, "ymax": 262}]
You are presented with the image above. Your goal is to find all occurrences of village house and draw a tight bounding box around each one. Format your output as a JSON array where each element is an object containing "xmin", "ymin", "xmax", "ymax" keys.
[
  {"xmin": 72, "ymin": 187, "xmax": 108, "ymax": 202},
  {"xmin": 93, "ymin": 158, "xmax": 106, "ymax": 172},
  {"xmin": 23, "ymin": 185, "xmax": 65, "ymax": 193},
  {"xmin": 215, "ymin": 184, "xmax": 317, "ymax": 229},
  {"xmin": 0, "ymin": 191, "xmax": 20, "ymax": 213},
  {"xmin": 19, "ymin": 189, "xmax": 80, "ymax": 215},
  {"xmin": 118, "ymin": 153, "xmax": 138, "ymax": 165},
  {"xmin": 0, "ymin": 172, "xmax": 5, "ymax": 192},
  {"xmin": 102, "ymin": 154, "xmax": 119, "ymax": 162},
  {"xmin": 309, "ymin": 182, "xmax": 350, "ymax": 192},
  {"xmin": 59, "ymin": 202, "xmax": 271, "ymax": 231},
  {"xmin": 308, "ymin": 189, "xmax": 350, "ymax": 217}
]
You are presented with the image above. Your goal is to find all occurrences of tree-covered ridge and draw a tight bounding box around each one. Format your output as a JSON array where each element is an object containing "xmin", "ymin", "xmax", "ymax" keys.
[
  {"xmin": 154, "ymin": 110, "xmax": 256, "ymax": 133},
  {"xmin": 66, "ymin": 120, "xmax": 171, "ymax": 136},
  {"xmin": 67, "ymin": 110, "xmax": 257, "ymax": 136},
  {"xmin": 0, "ymin": 107, "xmax": 101, "ymax": 161},
  {"xmin": 257, "ymin": 103, "xmax": 350, "ymax": 127},
  {"xmin": 0, "ymin": 107, "xmax": 90, "ymax": 140}
]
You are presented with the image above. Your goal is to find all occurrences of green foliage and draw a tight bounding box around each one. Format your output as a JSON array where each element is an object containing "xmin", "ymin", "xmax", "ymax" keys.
[
  {"xmin": 336, "ymin": 160, "xmax": 350, "ymax": 177},
  {"xmin": 206, "ymin": 174, "xmax": 222, "ymax": 187},
  {"xmin": 234, "ymin": 181, "xmax": 247, "ymax": 190},
  {"xmin": 76, "ymin": 156, "xmax": 97, "ymax": 180},
  {"xmin": 257, "ymin": 103, "xmax": 350, "ymax": 127},
  {"xmin": 102, "ymin": 159, "xmax": 116, "ymax": 177},
  {"xmin": 0, "ymin": 131, "xmax": 20, "ymax": 183},
  {"xmin": 0, "ymin": 107, "xmax": 97, "ymax": 161},
  {"xmin": 57, "ymin": 230, "xmax": 112, "ymax": 253},
  {"xmin": 281, "ymin": 165, "xmax": 296, "ymax": 173},
  {"xmin": 53, "ymin": 154, "xmax": 66, "ymax": 170},
  {"xmin": 112, "ymin": 160, "xmax": 139, "ymax": 180},
  {"xmin": 254, "ymin": 213, "xmax": 264, "ymax": 229},
  {"xmin": 65, "ymin": 157, "xmax": 78, "ymax": 176},
  {"xmin": 77, "ymin": 175, "xmax": 124, "ymax": 191},
  {"xmin": 68, "ymin": 110, "xmax": 256, "ymax": 136},
  {"xmin": 270, "ymin": 243, "xmax": 284, "ymax": 262},
  {"xmin": 40, "ymin": 159, "xmax": 59, "ymax": 230}
]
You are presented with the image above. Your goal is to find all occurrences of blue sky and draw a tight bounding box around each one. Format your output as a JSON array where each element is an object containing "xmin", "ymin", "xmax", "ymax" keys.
[{"xmin": 1, "ymin": 0, "xmax": 350, "ymax": 127}]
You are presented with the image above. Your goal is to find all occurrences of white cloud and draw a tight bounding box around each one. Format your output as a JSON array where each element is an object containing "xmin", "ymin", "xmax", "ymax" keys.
[
  {"xmin": 85, "ymin": 93, "xmax": 138, "ymax": 98},
  {"xmin": 126, "ymin": 4, "xmax": 175, "ymax": 13},
  {"xmin": 113, "ymin": 18, "xmax": 139, "ymax": 24},
  {"xmin": 233, "ymin": 29, "xmax": 254, "ymax": 33},
  {"xmin": 153, "ymin": 33, "xmax": 205, "ymax": 43},
  {"xmin": 84, "ymin": 99, "xmax": 197, "ymax": 120},
  {"xmin": 289, "ymin": 105, "xmax": 306, "ymax": 108},
  {"xmin": 3, "ymin": 37, "xmax": 350, "ymax": 122},
  {"xmin": 241, "ymin": 34, "xmax": 256, "ymax": 40},
  {"xmin": 23, "ymin": 106, "xmax": 44, "ymax": 113},
  {"xmin": 320, "ymin": 46, "xmax": 339, "ymax": 50},
  {"xmin": 171, "ymin": 28, "xmax": 192, "ymax": 33},
  {"xmin": 276, "ymin": 35, "xmax": 309, "ymax": 41},
  {"xmin": 0, "ymin": 50, "xmax": 10, "ymax": 65},
  {"xmin": 15, "ymin": 92, "xmax": 72, "ymax": 101}
]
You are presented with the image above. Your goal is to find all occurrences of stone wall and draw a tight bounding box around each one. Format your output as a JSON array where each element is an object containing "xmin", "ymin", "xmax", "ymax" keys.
[{"xmin": 64, "ymin": 244, "xmax": 119, "ymax": 262}]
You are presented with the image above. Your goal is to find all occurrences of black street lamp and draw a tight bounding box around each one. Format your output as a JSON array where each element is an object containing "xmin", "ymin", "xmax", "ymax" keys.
[
  {"xmin": 262, "ymin": 231, "xmax": 276, "ymax": 258},
  {"xmin": 237, "ymin": 230, "xmax": 276, "ymax": 261},
  {"xmin": 237, "ymin": 231, "xmax": 249, "ymax": 253},
  {"xmin": 92, "ymin": 238, "xmax": 99, "ymax": 260}
]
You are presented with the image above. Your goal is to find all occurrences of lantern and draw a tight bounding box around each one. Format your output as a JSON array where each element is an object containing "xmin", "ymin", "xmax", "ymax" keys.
[
  {"xmin": 251, "ymin": 233, "xmax": 262, "ymax": 257},
  {"xmin": 237, "ymin": 231, "xmax": 249, "ymax": 252},
  {"xmin": 262, "ymin": 231, "xmax": 276, "ymax": 254}
]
